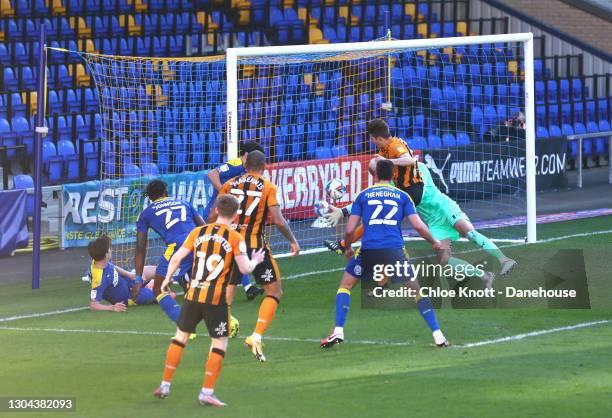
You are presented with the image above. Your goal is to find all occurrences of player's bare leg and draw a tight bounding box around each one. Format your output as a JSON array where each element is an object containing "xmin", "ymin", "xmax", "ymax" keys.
[
  {"xmin": 435, "ymin": 239, "xmax": 495, "ymax": 289},
  {"xmin": 245, "ymin": 280, "xmax": 282, "ymax": 362},
  {"xmin": 321, "ymin": 272, "xmax": 360, "ymax": 348},
  {"xmin": 454, "ymin": 219, "xmax": 517, "ymax": 276},
  {"xmin": 154, "ymin": 328, "xmax": 190, "ymax": 399},
  {"xmin": 198, "ymin": 337, "xmax": 228, "ymax": 407}
]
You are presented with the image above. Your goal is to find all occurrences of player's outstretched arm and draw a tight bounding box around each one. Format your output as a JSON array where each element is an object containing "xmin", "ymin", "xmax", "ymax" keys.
[
  {"xmin": 207, "ymin": 168, "xmax": 223, "ymax": 191},
  {"xmin": 235, "ymin": 249, "xmax": 266, "ymax": 274},
  {"xmin": 161, "ymin": 246, "xmax": 190, "ymax": 292},
  {"xmin": 270, "ymin": 205, "xmax": 300, "ymax": 256},
  {"xmin": 407, "ymin": 214, "xmax": 442, "ymax": 250},
  {"xmin": 89, "ymin": 300, "xmax": 127, "ymax": 312}
]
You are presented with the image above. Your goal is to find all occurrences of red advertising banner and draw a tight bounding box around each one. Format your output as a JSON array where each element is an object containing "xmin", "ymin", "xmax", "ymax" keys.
[{"xmin": 263, "ymin": 154, "xmax": 373, "ymax": 219}]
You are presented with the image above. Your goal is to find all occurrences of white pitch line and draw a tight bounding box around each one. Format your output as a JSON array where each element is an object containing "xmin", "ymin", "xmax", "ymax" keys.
[
  {"xmin": 454, "ymin": 320, "xmax": 612, "ymax": 348},
  {"xmin": 0, "ymin": 326, "xmax": 412, "ymax": 346},
  {"xmin": 0, "ymin": 307, "xmax": 89, "ymax": 323},
  {"xmin": 1, "ymin": 320, "xmax": 610, "ymax": 348}
]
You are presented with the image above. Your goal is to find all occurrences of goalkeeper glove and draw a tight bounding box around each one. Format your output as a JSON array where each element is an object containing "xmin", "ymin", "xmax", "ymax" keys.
[{"xmin": 323, "ymin": 205, "xmax": 344, "ymax": 227}]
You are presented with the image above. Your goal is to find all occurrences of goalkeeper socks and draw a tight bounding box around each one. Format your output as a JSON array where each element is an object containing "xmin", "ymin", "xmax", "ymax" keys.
[
  {"xmin": 415, "ymin": 297, "xmax": 440, "ymax": 332},
  {"xmin": 157, "ymin": 292, "xmax": 181, "ymax": 323},
  {"xmin": 241, "ymin": 274, "xmax": 252, "ymax": 290},
  {"xmin": 447, "ymin": 257, "xmax": 484, "ymax": 278},
  {"xmin": 162, "ymin": 339, "xmax": 185, "ymax": 382},
  {"xmin": 335, "ymin": 288, "xmax": 351, "ymax": 328},
  {"xmin": 202, "ymin": 348, "xmax": 225, "ymax": 392},
  {"xmin": 466, "ymin": 230, "xmax": 505, "ymax": 262},
  {"xmin": 254, "ymin": 295, "xmax": 279, "ymax": 336}
]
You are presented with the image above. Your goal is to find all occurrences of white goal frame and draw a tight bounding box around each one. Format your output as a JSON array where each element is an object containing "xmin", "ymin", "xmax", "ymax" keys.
[{"xmin": 226, "ymin": 33, "xmax": 537, "ymax": 244}]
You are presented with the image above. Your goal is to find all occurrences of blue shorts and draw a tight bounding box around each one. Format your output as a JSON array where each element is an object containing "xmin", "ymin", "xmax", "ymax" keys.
[
  {"xmin": 156, "ymin": 253, "xmax": 193, "ymax": 286},
  {"xmin": 361, "ymin": 248, "xmax": 415, "ymax": 284},
  {"xmin": 345, "ymin": 249, "xmax": 363, "ymax": 279},
  {"xmin": 134, "ymin": 287, "xmax": 155, "ymax": 305}
]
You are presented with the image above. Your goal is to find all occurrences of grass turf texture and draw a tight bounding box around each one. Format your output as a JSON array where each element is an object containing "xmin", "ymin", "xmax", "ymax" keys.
[{"xmin": 0, "ymin": 216, "xmax": 611, "ymax": 417}]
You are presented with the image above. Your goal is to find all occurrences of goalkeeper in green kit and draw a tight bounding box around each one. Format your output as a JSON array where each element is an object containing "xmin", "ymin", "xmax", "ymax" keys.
[{"xmin": 323, "ymin": 160, "xmax": 518, "ymax": 285}]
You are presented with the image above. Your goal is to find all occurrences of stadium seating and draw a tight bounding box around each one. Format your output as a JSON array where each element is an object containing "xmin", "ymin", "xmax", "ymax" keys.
[{"xmin": 0, "ymin": 0, "xmax": 609, "ymax": 187}]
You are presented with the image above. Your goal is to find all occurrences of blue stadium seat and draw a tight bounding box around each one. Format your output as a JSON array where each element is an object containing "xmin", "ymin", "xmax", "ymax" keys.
[
  {"xmin": 141, "ymin": 162, "xmax": 159, "ymax": 176},
  {"xmin": 535, "ymin": 81, "xmax": 545, "ymax": 104},
  {"xmin": 572, "ymin": 78, "xmax": 583, "ymax": 101},
  {"xmin": 3, "ymin": 68, "xmax": 18, "ymax": 91},
  {"xmin": 483, "ymin": 105, "xmax": 497, "ymax": 134},
  {"xmin": 413, "ymin": 114, "xmax": 425, "ymax": 138},
  {"xmin": 547, "ymin": 80, "xmax": 557, "ymax": 103},
  {"xmin": 471, "ymin": 85, "xmax": 482, "ymax": 106},
  {"xmin": 441, "ymin": 133, "xmax": 456, "ymax": 147},
  {"xmin": 58, "ymin": 139, "xmax": 79, "ymax": 181},
  {"xmin": 331, "ymin": 145, "xmax": 348, "ymax": 157},
  {"xmin": 496, "ymin": 84, "xmax": 507, "ymax": 106},
  {"xmin": 562, "ymin": 123, "xmax": 574, "ymax": 136},
  {"xmin": 484, "ymin": 85, "xmax": 494, "ymax": 105},
  {"xmin": 43, "ymin": 140, "xmax": 64, "ymax": 184},
  {"xmin": 536, "ymin": 126, "xmax": 549, "ymax": 139},
  {"xmin": 315, "ymin": 147, "xmax": 332, "ymax": 160},
  {"xmin": 13, "ymin": 174, "xmax": 35, "ymax": 217},
  {"xmin": 12, "ymin": 116, "xmax": 34, "ymax": 156},
  {"xmin": 172, "ymin": 134, "xmax": 187, "ymax": 171},
  {"xmin": 574, "ymin": 101, "xmax": 584, "ymax": 124},
  {"xmin": 548, "ymin": 125, "xmax": 562, "ymax": 137},
  {"xmin": 560, "ymin": 79, "xmax": 570, "ymax": 102},
  {"xmin": 456, "ymin": 132, "xmax": 470, "ymax": 146},
  {"xmin": 156, "ymin": 136, "xmax": 169, "ymax": 173},
  {"xmin": 548, "ymin": 104, "xmax": 559, "ymax": 126},
  {"xmin": 427, "ymin": 134, "xmax": 442, "ymax": 149},
  {"xmin": 534, "ymin": 59, "xmax": 543, "ymax": 80},
  {"xmin": 586, "ymin": 100, "xmax": 596, "ymax": 123},
  {"xmin": 596, "ymin": 120, "xmax": 610, "ymax": 156},
  {"xmin": 124, "ymin": 163, "xmax": 141, "ymax": 178},
  {"xmin": 408, "ymin": 136, "xmax": 427, "ymax": 150}
]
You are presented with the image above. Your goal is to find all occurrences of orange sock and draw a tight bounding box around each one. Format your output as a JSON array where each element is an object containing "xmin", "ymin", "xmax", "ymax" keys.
[
  {"xmin": 202, "ymin": 348, "xmax": 225, "ymax": 390},
  {"xmin": 341, "ymin": 224, "xmax": 364, "ymax": 248},
  {"xmin": 254, "ymin": 295, "xmax": 279, "ymax": 336},
  {"xmin": 162, "ymin": 339, "xmax": 185, "ymax": 382}
]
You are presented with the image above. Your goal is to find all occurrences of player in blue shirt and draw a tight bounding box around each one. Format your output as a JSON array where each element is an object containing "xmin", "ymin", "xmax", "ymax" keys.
[
  {"xmin": 321, "ymin": 160, "xmax": 449, "ymax": 348},
  {"xmin": 135, "ymin": 180, "xmax": 204, "ymax": 323},
  {"xmin": 88, "ymin": 235, "xmax": 155, "ymax": 312},
  {"xmin": 204, "ymin": 141, "xmax": 265, "ymax": 301}
]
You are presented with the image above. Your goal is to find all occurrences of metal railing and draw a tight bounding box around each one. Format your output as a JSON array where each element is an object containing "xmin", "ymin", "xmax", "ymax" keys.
[{"xmin": 566, "ymin": 130, "xmax": 612, "ymax": 188}]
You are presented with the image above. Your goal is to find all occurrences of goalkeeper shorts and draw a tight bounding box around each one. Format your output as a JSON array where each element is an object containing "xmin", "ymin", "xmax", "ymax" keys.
[{"xmin": 419, "ymin": 193, "xmax": 469, "ymax": 242}]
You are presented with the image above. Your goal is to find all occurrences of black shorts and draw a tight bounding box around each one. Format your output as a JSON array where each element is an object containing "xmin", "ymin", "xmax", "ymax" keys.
[
  {"xmin": 231, "ymin": 246, "xmax": 280, "ymax": 285},
  {"xmin": 361, "ymin": 248, "xmax": 415, "ymax": 284},
  {"xmin": 177, "ymin": 300, "xmax": 230, "ymax": 337}
]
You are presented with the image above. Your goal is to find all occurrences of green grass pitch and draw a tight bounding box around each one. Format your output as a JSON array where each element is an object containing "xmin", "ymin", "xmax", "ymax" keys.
[{"xmin": 1, "ymin": 216, "xmax": 611, "ymax": 417}]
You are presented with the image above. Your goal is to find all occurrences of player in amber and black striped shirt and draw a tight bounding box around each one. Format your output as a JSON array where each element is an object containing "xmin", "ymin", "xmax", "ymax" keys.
[
  {"xmin": 217, "ymin": 150, "xmax": 300, "ymax": 362},
  {"xmin": 153, "ymin": 195, "xmax": 265, "ymax": 407}
]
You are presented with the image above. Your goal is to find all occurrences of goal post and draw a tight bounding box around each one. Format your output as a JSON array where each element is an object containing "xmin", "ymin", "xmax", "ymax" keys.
[{"xmin": 226, "ymin": 33, "xmax": 537, "ymax": 254}]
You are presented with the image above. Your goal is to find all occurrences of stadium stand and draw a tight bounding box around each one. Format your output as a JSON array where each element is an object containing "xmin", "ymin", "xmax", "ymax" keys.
[{"xmin": 0, "ymin": 0, "xmax": 610, "ymax": 187}]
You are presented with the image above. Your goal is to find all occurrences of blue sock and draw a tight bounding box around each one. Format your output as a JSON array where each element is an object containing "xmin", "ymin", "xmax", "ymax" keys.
[
  {"xmin": 416, "ymin": 297, "xmax": 439, "ymax": 332},
  {"xmin": 335, "ymin": 289, "xmax": 351, "ymax": 328},
  {"xmin": 241, "ymin": 274, "xmax": 251, "ymax": 289},
  {"xmin": 157, "ymin": 293, "xmax": 181, "ymax": 323}
]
